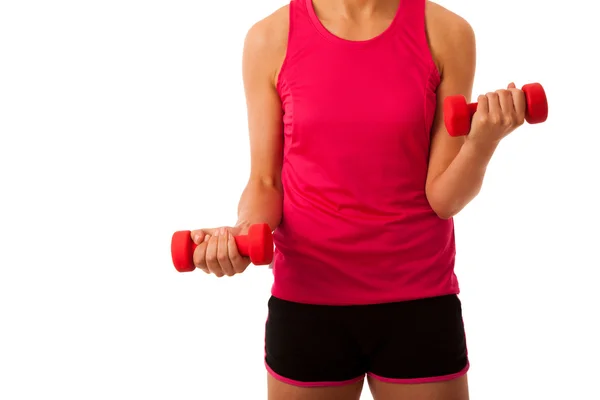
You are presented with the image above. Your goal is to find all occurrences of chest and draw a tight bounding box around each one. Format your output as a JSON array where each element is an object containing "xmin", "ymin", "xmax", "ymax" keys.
[{"xmin": 283, "ymin": 53, "xmax": 430, "ymax": 145}]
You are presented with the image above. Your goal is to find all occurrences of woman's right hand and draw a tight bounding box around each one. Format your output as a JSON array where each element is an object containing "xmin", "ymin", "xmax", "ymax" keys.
[{"xmin": 190, "ymin": 225, "xmax": 251, "ymax": 277}]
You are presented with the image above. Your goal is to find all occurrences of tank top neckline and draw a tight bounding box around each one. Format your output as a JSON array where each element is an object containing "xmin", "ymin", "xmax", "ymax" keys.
[{"xmin": 304, "ymin": 0, "xmax": 405, "ymax": 45}]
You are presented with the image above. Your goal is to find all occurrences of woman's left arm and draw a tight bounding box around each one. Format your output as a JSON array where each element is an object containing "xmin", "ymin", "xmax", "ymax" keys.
[{"xmin": 425, "ymin": 6, "xmax": 526, "ymax": 219}]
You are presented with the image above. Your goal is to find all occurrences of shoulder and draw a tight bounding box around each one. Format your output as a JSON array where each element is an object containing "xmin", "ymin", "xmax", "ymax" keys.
[
  {"xmin": 245, "ymin": 4, "xmax": 289, "ymax": 50},
  {"xmin": 243, "ymin": 5, "xmax": 289, "ymax": 85},
  {"xmin": 425, "ymin": 1, "xmax": 476, "ymax": 75}
]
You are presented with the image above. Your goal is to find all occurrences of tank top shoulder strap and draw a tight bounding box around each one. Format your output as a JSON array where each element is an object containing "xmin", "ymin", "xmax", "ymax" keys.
[
  {"xmin": 395, "ymin": 0, "xmax": 439, "ymax": 78},
  {"xmin": 397, "ymin": 0, "xmax": 427, "ymax": 27},
  {"xmin": 278, "ymin": 0, "xmax": 318, "ymax": 91},
  {"xmin": 287, "ymin": 0, "xmax": 319, "ymax": 46}
]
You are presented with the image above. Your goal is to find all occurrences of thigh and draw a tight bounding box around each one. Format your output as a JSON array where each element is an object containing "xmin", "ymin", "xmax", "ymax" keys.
[
  {"xmin": 367, "ymin": 374, "xmax": 469, "ymax": 400},
  {"xmin": 367, "ymin": 295, "xmax": 469, "ymax": 386},
  {"xmin": 268, "ymin": 373, "xmax": 364, "ymax": 400},
  {"xmin": 265, "ymin": 296, "xmax": 366, "ymax": 389}
]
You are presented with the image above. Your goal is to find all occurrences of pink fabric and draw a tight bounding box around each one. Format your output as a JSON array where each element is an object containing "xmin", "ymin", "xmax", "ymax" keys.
[
  {"xmin": 272, "ymin": 0, "xmax": 458, "ymax": 305},
  {"xmin": 368, "ymin": 362, "xmax": 470, "ymax": 384}
]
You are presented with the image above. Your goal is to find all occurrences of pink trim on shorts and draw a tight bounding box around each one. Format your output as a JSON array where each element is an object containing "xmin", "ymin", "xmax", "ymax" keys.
[
  {"xmin": 367, "ymin": 362, "xmax": 470, "ymax": 384},
  {"xmin": 265, "ymin": 361, "xmax": 364, "ymax": 388}
]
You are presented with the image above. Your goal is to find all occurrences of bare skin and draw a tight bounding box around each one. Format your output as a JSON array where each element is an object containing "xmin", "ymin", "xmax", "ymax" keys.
[
  {"xmin": 268, "ymin": 374, "xmax": 365, "ymax": 400},
  {"xmin": 422, "ymin": 3, "xmax": 525, "ymax": 220},
  {"xmin": 191, "ymin": 0, "xmax": 527, "ymax": 398},
  {"xmin": 367, "ymin": 375, "xmax": 470, "ymax": 400},
  {"xmin": 188, "ymin": 4, "xmax": 288, "ymax": 277}
]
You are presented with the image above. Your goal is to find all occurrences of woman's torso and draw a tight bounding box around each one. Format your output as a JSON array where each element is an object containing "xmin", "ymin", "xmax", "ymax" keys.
[{"xmin": 271, "ymin": 0, "xmax": 458, "ymax": 305}]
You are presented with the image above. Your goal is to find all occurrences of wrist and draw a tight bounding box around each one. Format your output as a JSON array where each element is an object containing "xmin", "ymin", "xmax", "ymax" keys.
[{"xmin": 463, "ymin": 136, "xmax": 499, "ymax": 159}]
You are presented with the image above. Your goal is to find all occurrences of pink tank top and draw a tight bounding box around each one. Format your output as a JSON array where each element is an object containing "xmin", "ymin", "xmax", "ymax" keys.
[{"xmin": 272, "ymin": 0, "xmax": 458, "ymax": 305}]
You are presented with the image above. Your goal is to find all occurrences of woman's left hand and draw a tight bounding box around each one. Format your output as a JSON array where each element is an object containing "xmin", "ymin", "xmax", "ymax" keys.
[{"xmin": 467, "ymin": 82, "xmax": 527, "ymax": 146}]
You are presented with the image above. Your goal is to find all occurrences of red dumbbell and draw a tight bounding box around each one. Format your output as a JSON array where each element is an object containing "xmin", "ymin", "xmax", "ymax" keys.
[
  {"xmin": 443, "ymin": 82, "xmax": 548, "ymax": 137},
  {"xmin": 171, "ymin": 223, "xmax": 274, "ymax": 272}
]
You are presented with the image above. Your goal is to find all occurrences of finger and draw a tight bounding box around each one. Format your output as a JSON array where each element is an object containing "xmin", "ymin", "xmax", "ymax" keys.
[
  {"xmin": 192, "ymin": 241, "xmax": 210, "ymax": 274},
  {"xmin": 228, "ymin": 232, "xmax": 249, "ymax": 274},
  {"xmin": 191, "ymin": 228, "xmax": 220, "ymax": 244},
  {"xmin": 507, "ymin": 82, "xmax": 516, "ymax": 89},
  {"xmin": 509, "ymin": 88, "xmax": 526, "ymax": 124},
  {"xmin": 217, "ymin": 228, "xmax": 235, "ymax": 277},
  {"xmin": 486, "ymin": 92, "xmax": 501, "ymax": 123},
  {"xmin": 190, "ymin": 230, "xmax": 205, "ymax": 245},
  {"xmin": 205, "ymin": 234, "xmax": 224, "ymax": 277},
  {"xmin": 476, "ymin": 94, "xmax": 488, "ymax": 115},
  {"xmin": 497, "ymin": 89, "xmax": 515, "ymax": 115}
]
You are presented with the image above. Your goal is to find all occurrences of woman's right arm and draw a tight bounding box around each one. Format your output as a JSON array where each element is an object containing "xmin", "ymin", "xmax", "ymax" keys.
[
  {"xmin": 191, "ymin": 10, "xmax": 288, "ymax": 277},
  {"xmin": 236, "ymin": 10, "xmax": 288, "ymax": 232}
]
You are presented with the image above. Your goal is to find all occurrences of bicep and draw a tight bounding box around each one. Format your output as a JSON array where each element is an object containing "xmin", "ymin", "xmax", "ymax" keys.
[
  {"xmin": 425, "ymin": 17, "xmax": 476, "ymax": 189},
  {"xmin": 242, "ymin": 22, "xmax": 285, "ymax": 188}
]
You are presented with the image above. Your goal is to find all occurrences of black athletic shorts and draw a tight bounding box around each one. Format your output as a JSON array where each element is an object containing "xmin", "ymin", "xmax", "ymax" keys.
[{"xmin": 264, "ymin": 294, "xmax": 469, "ymax": 387}]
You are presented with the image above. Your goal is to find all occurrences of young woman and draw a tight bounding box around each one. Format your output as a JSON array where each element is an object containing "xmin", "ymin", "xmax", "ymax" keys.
[{"xmin": 191, "ymin": 0, "xmax": 526, "ymax": 398}]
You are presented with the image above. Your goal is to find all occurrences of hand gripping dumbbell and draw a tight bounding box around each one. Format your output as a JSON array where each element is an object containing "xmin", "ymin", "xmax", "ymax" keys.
[
  {"xmin": 443, "ymin": 82, "xmax": 548, "ymax": 137},
  {"xmin": 171, "ymin": 223, "xmax": 274, "ymax": 272}
]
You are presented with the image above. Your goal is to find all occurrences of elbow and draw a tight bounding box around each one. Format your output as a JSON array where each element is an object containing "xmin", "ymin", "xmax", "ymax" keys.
[
  {"xmin": 247, "ymin": 175, "xmax": 283, "ymax": 193},
  {"xmin": 434, "ymin": 209, "xmax": 455, "ymax": 220},
  {"xmin": 425, "ymin": 170, "xmax": 486, "ymax": 219},
  {"xmin": 426, "ymin": 188, "xmax": 481, "ymax": 220},
  {"xmin": 426, "ymin": 184, "xmax": 456, "ymax": 219},
  {"xmin": 430, "ymin": 203, "xmax": 458, "ymax": 220},
  {"xmin": 238, "ymin": 176, "xmax": 284, "ymax": 231}
]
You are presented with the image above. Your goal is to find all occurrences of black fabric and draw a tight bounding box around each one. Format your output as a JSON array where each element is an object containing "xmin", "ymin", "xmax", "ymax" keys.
[{"xmin": 265, "ymin": 294, "xmax": 468, "ymax": 383}]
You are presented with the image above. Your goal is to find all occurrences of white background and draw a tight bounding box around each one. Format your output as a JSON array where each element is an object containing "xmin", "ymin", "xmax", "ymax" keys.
[{"xmin": 1, "ymin": 0, "xmax": 598, "ymax": 399}]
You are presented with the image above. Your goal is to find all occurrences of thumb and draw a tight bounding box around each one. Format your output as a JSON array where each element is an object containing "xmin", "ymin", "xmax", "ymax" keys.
[
  {"xmin": 228, "ymin": 225, "xmax": 246, "ymax": 236},
  {"xmin": 190, "ymin": 228, "xmax": 219, "ymax": 245},
  {"xmin": 507, "ymin": 82, "xmax": 516, "ymax": 89}
]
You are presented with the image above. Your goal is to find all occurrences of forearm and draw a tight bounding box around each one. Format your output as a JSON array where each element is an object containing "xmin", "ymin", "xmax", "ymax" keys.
[
  {"xmin": 426, "ymin": 138, "xmax": 499, "ymax": 219},
  {"xmin": 236, "ymin": 179, "xmax": 283, "ymax": 231}
]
